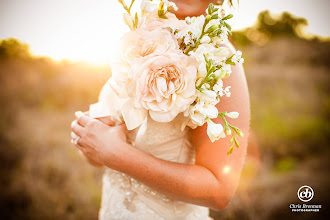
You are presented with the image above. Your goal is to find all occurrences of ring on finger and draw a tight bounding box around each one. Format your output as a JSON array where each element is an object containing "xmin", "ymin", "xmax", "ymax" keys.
[{"xmin": 74, "ymin": 137, "xmax": 81, "ymax": 145}]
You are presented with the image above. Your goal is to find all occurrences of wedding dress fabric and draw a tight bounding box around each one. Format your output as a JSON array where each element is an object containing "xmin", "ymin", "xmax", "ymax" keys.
[{"xmin": 93, "ymin": 83, "xmax": 213, "ymax": 220}]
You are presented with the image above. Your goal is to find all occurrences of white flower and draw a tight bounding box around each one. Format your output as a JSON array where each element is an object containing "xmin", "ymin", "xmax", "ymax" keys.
[
  {"xmin": 162, "ymin": 0, "xmax": 178, "ymax": 11},
  {"xmin": 214, "ymin": 47, "xmax": 229, "ymax": 58},
  {"xmin": 205, "ymin": 19, "xmax": 220, "ymax": 32},
  {"xmin": 182, "ymin": 15, "xmax": 205, "ymax": 40},
  {"xmin": 141, "ymin": 0, "xmax": 158, "ymax": 13},
  {"xmin": 206, "ymin": 119, "xmax": 226, "ymax": 142},
  {"xmin": 217, "ymin": 85, "xmax": 231, "ymax": 97},
  {"xmin": 184, "ymin": 35, "xmax": 194, "ymax": 45},
  {"xmin": 185, "ymin": 16, "xmax": 191, "ymax": 24},
  {"xmin": 189, "ymin": 102, "xmax": 206, "ymax": 126},
  {"xmin": 190, "ymin": 44, "xmax": 215, "ymax": 62},
  {"xmin": 211, "ymin": 26, "xmax": 229, "ymax": 45},
  {"xmin": 197, "ymin": 63, "xmax": 207, "ymax": 78},
  {"xmin": 197, "ymin": 90, "xmax": 219, "ymax": 104},
  {"xmin": 189, "ymin": 101, "xmax": 219, "ymax": 126},
  {"xmin": 191, "ymin": 44, "xmax": 229, "ymax": 64},
  {"xmin": 224, "ymin": 86, "xmax": 231, "ymax": 97},
  {"xmin": 231, "ymin": 50, "xmax": 244, "ymax": 64},
  {"xmin": 200, "ymin": 88, "xmax": 217, "ymax": 99},
  {"xmin": 204, "ymin": 103, "xmax": 218, "ymax": 119},
  {"xmin": 200, "ymin": 35, "xmax": 211, "ymax": 44},
  {"xmin": 219, "ymin": 26, "xmax": 229, "ymax": 40},
  {"xmin": 220, "ymin": 63, "xmax": 232, "ymax": 78},
  {"xmin": 213, "ymin": 79, "xmax": 223, "ymax": 93},
  {"xmin": 225, "ymin": 112, "xmax": 239, "ymax": 119},
  {"xmin": 213, "ymin": 69, "xmax": 226, "ymax": 79}
]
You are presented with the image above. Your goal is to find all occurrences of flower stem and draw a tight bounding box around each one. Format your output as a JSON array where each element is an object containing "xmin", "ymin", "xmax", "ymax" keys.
[{"xmin": 184, "ymin": 18, "xmax": 209, "ymax": 55}]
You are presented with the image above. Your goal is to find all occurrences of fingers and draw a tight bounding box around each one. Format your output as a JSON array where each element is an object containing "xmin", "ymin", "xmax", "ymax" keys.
[
  {"xmin": 71, "ymin": 131, "xmax": 79, "ymax": 140},
  {"xmin": 75, "ymin": 111, "xmax": 91, "ymax": 127},
  {"xmin": 71, "ymin": 120, "xmax": 85, "ymax": 137},
  {"xmin": 97, "ymin": 116, "xmax": 115, "ymax": 126}
]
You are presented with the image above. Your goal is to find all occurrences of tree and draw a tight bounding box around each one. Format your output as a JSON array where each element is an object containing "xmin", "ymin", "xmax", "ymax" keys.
[{"xmin": 0, "ymin": 38, "xmax": 31, "ymax": 59}]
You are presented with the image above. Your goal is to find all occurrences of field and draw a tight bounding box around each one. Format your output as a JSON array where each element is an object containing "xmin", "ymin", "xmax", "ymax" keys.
[{"xmin": 0, "ymin": 12, "xmax": 329, "ymax": 220}]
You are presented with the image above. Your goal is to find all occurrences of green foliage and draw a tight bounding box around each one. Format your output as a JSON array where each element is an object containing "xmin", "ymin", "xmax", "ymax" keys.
[
  {"xmin": 232, "ymin": 10, "xmax": 311, "ymax": 46},
  {"xmin": 256, "ymin": 10, "xmax": 307, "ymax": 38},
  {"xmin": 0, "ymin": 38, "xmax": 31, "ymax": 59}
]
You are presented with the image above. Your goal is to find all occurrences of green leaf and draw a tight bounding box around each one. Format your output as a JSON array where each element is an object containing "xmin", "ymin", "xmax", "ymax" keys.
[
  {"xmin": 158, "ymin": 1, "xmax": 168, "ymax": 19},
  {"xmin": 222, "ymin": 14, "xmax": 233, "ymax": 20},
  {"xmin": 224, "ymin": 22, "xmax": 232, "ymax": 31},
  {"xmin": 203, "ymin": 54, "xmax": 209, "ymax": 62},
  {"xmin": 209, "ymin": 66, "xmax": 216, "ymax": 73},
  {"xmin": 206, "ymin": 25, "xmax": 218, "ymax": 33},
  {"xmin": 211, "ymin": 14, "xmax": 219, "ymax": 19},
  {"xmin": 226, "ymin": 60, "xmax": 235, "ymax": 65},
  {"xmin": 208, "ymin": 3, "xmax": 215, "ymax": 15}
]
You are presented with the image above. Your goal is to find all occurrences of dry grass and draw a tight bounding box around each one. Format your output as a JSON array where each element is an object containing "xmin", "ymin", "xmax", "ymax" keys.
[{"xmin": 0, "ymin": 37, "xmax": 329, "ymax": 220}]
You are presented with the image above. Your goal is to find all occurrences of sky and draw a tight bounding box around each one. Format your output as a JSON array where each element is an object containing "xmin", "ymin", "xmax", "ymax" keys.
[{"xmin": 0, "ymin": 0, "xmax": 329, "ymax": 64}]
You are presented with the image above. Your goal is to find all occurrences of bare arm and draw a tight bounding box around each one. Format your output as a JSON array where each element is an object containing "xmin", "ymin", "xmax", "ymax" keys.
[{"xmin": 71, "ymin": 46, "xmax": 250, "ymax": 210}]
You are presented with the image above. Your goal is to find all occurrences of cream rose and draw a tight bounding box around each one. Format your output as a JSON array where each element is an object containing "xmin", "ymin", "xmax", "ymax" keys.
[
  {"xmin": 142, "ymin": 12, "xmax": 188, "ymax": 32},
  {"xmin": 120, "ymin": 28, "xmax": 179, "ymax": 63},
  {"xmin": 130, "ymin": 52, "xmax": 197, "ymax": 122}
]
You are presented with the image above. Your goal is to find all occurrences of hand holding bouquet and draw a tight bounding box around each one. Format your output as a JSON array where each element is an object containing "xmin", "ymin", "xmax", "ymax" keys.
[{"xmin": 90, "ymin": 0, "xmax": 244, "ymax": 155}]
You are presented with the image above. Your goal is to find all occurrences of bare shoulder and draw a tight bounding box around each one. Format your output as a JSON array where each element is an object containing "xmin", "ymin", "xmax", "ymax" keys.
[{"xmin": 216, "ymin": 42, "xmax": 250, "ymax": 125}]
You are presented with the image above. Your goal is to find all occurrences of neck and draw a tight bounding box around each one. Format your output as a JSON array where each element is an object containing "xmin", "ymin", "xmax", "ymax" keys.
[{"xmin": 172, "ymin": 0, "xmax": 216, "ymax": 19}]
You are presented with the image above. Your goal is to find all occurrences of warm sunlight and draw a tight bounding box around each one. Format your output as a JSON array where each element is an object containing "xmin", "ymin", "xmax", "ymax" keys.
[
  {"xmin": 0, "ymin": 0, "xmax": 328, "ymax": 64},
  {"xmin": 0, "ymin": 0, "xmax": 130, "ymax": 64}
]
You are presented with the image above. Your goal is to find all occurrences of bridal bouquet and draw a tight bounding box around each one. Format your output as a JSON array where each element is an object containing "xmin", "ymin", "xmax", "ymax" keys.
[{"xmin": 90, "ymin": 0, "xmax": 244, "ymax": 155}]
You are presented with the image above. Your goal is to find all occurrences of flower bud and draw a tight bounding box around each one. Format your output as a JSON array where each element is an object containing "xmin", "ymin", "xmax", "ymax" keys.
[
  {"xmin": 123, "ymin": 13, "xmax": 134, "ymax": 30},
  {"xmin": 206, "ymin": 25, "xmax": 218, "ymax": 33},
  {"xmin": 225, "ymin": 112, "xmax": 239, "ymax": 119},
  {"xmin": 200, "ymin": 88, "xmax": 217, "ymax": 99},
  {"xmin": 197, "ymin": 63, "xmax": 207, "ymax": 78},
  {"xmin": 200, "ymin": 35, "xmax": 211, "ymax": 44},
  {"xmin": 236, "ymin": 129, "xmax": 244, "ymax": 137},
  {"xmin": 225, "ymin": 126, "xmax": 231, "ymax": 135},
  {"xmin": 213, "ymin": 69, "xmax": 226, "ymax": 79}
]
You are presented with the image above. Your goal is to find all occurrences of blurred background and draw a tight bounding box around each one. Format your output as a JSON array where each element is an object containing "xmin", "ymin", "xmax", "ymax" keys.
[{"xmin": 0, "ymin": 0, "xmax": 329, "ymax": 219}]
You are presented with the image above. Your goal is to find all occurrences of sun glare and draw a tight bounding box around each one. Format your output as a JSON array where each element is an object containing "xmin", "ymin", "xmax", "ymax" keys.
[
  {"xmin": 0, "ymin": 0, "xmax": 129, "ymax": 65},
  {"xmin": 0, "ymin": 0, "xmax": 328, "ymax": 64}
]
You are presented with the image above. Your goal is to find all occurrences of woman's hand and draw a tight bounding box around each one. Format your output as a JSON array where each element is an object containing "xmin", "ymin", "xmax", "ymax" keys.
[{"xmin": 71, "ymin": 111, "xmax": 129, "ymax": 168}]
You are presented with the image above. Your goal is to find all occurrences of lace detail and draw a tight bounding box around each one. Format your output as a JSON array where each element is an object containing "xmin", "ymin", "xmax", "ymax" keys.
[{"xmin": 99, "ymin": 107, "xmax": 211, "ymax": 219}]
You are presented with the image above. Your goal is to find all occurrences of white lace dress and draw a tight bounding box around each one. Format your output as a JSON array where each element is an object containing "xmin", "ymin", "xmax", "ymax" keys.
[
  {"xmin": 91, "ymin": 83, "xmax": 213, "ymax": 220},
  {"xmin": 98, "ymin": 115, "xmax": 214, "ymax": 220}
]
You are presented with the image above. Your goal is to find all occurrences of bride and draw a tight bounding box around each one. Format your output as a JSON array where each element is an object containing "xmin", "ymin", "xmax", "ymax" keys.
[{"xmin": 71, "ymin": 0, "xmax": 250, "ymax": 219}]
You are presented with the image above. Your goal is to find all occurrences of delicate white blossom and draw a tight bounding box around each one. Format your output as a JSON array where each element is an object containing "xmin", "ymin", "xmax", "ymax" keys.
[
  {"xmin": 206, "ymin": 119, "xmax": 226, "ymax": 142},
  {"xmin": 225, "ymin": 112, "xmax": 239, "ymax": 119},
  {"xmin": 231, "ymin": 50, "xmax": 244, "ymax": 64}
]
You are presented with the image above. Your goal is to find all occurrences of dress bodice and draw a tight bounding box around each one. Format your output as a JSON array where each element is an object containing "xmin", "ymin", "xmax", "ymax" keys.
[{"xmin": 94, "ymin": 83, "xmax": 212, "ymax": 220}]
